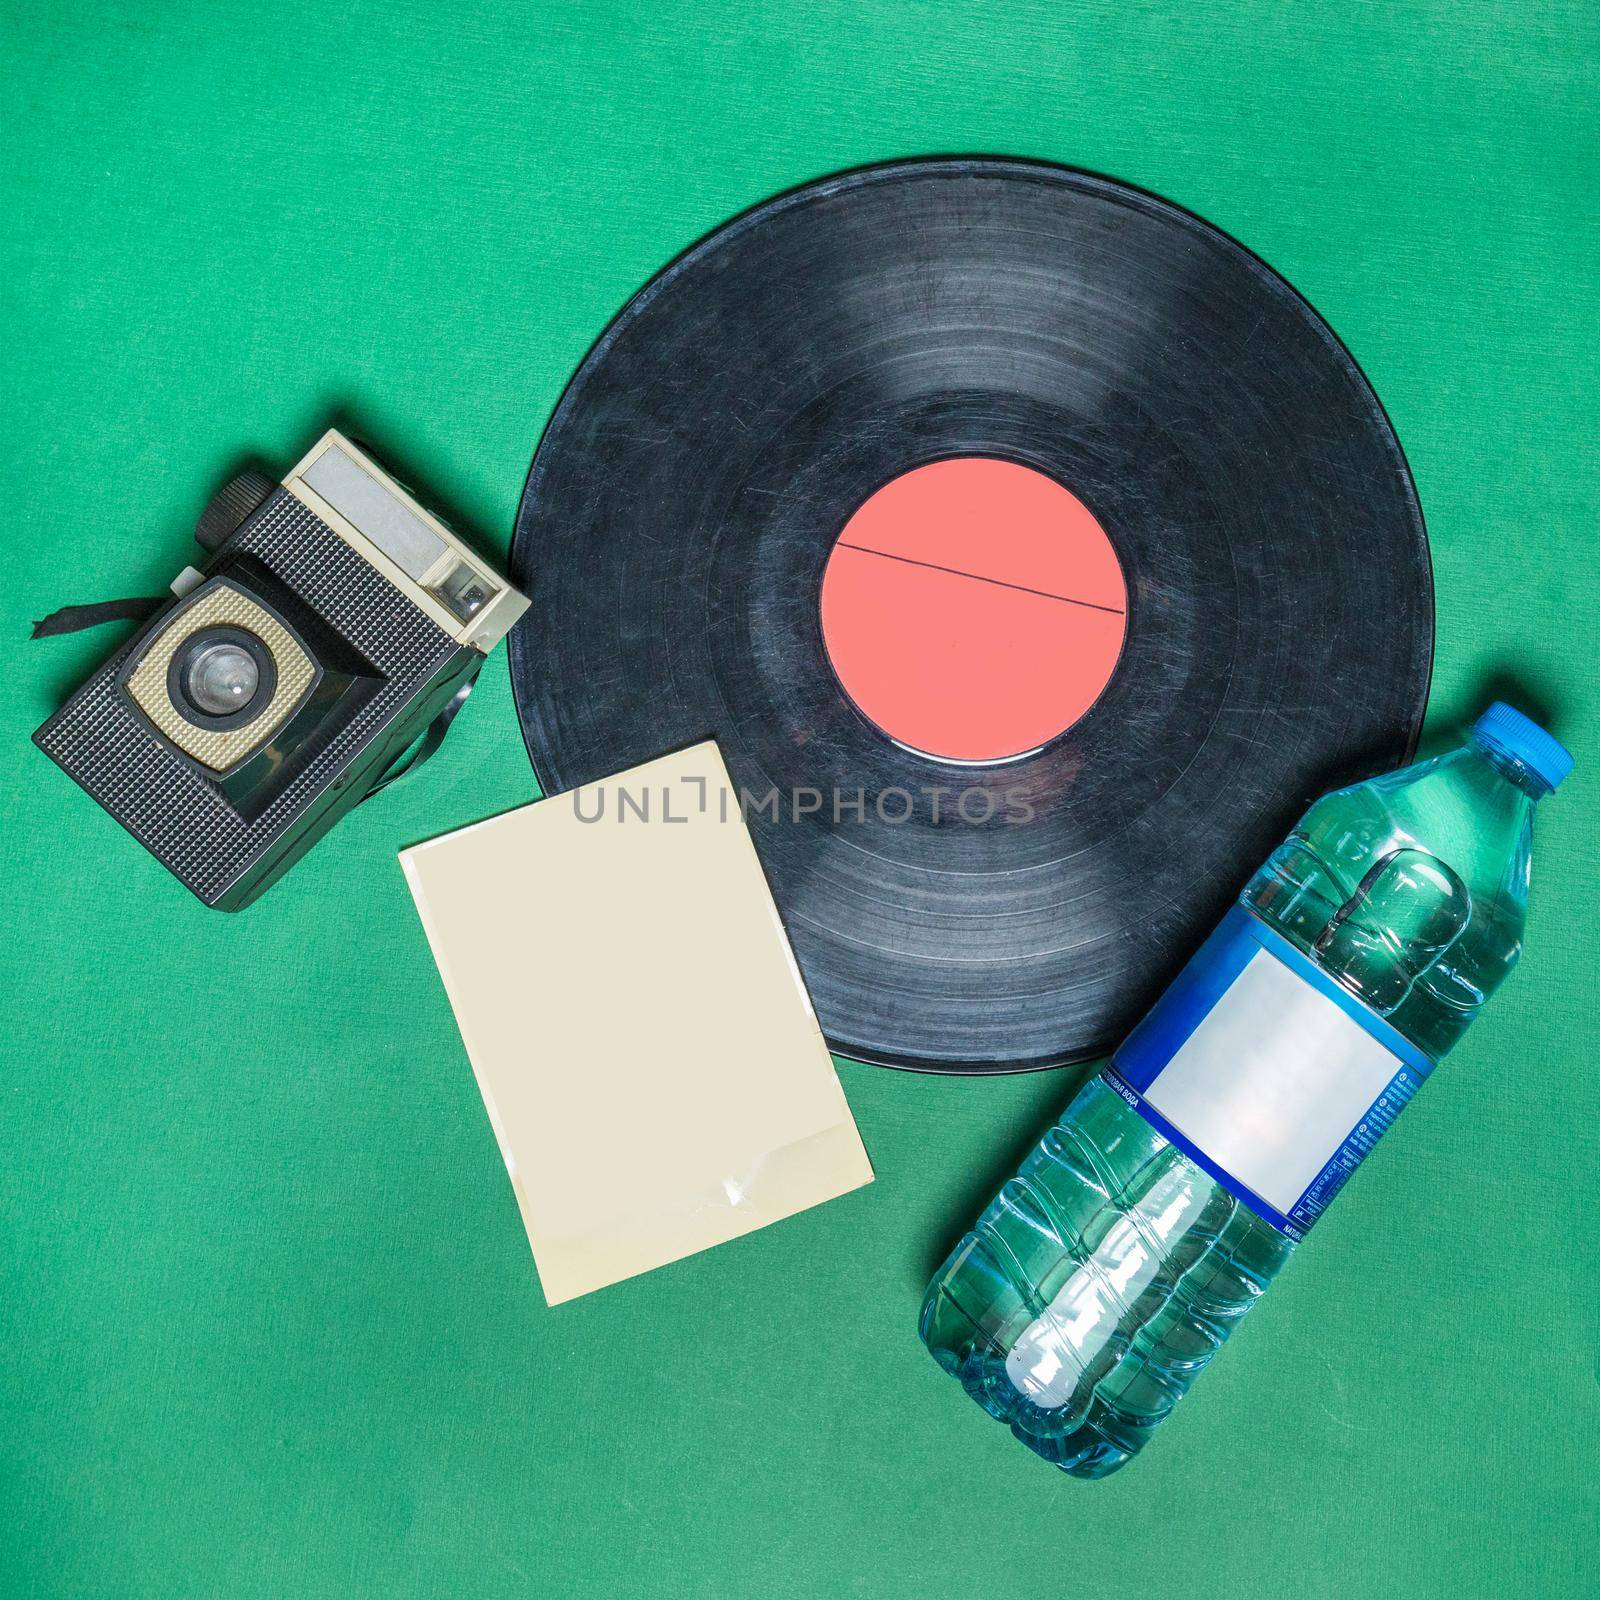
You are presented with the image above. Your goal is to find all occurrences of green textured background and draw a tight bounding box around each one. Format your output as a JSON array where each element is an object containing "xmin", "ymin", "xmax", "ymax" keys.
[{"xmin": 2, "ymin": 3, "xmax": 1596, "ymax": 1596}]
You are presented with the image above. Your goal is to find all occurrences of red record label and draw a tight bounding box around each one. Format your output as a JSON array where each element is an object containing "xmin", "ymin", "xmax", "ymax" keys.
[{"xmin": 819, "ymin": 458, "xmax": 1127, "ymax": 763}]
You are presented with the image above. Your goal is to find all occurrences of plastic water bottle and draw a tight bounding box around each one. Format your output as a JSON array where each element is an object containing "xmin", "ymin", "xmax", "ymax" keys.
[{"xmin": 920, "ymin": 704, "xmax": 1573, "ymax": 1477}]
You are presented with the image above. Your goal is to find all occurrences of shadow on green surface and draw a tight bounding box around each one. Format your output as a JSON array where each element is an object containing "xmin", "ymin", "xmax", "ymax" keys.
[{"xmin": 1426, "ymin": 667, "xmax": 1570, "ymax": 754}]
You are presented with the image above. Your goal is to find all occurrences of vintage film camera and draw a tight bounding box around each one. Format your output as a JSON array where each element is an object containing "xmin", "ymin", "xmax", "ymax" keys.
[{"xmin": 34, "ymin": 431, "xmax": 529, "ymax": 910}]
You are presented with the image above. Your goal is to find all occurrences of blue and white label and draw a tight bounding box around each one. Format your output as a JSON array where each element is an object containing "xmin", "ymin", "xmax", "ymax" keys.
[{"xmin": 1107, "ymin": 906, "xmax": 1435, "ymax": 1240}]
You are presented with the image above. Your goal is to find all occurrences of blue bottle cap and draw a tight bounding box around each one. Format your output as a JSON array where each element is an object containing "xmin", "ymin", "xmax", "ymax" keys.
[{"xmin": 1471, "ymin": 702, "xmax": 1574, "ymax": 792}]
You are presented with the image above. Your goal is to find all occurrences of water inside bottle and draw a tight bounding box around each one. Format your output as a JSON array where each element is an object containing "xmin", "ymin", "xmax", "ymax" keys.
[{"xmin": 921, "ymin": 716, "xmax": 1563, "ymax": 1476}]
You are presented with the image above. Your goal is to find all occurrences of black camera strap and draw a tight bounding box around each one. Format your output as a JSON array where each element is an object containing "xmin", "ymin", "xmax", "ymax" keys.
[
  {"xmin": 359, "ymin": 672, "xmax": 480, "ymax": 804},
  {"xmin": 30, "ymin": 596, "xmax": 166, "ymax": 637}
]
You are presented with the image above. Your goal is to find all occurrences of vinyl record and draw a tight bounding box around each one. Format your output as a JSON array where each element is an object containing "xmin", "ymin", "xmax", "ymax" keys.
[{"xmin": 508, "ymin": 159, "xmax": 1432, "ymax": 1073}]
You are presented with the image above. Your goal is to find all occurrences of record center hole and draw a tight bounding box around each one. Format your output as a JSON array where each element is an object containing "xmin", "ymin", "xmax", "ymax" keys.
[{"xmin": 819, "ymin": 458, "xmax": 1128, "ymax": 764}]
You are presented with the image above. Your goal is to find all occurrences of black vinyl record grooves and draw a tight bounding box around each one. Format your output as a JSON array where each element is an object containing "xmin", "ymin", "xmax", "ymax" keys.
[{"xmin": 508, "ymin": 159, "xmax": 1432, "ymax": 1074}]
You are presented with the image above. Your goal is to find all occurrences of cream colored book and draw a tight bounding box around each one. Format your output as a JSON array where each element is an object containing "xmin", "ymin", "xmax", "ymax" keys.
[{"xmin": 400, "ymin": 740, "xmax": 872, "ymax": 1304}]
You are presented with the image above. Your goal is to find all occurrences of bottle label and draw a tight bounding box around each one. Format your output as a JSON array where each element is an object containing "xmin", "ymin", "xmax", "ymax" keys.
[{"xmin": 1106, "ymin": 905, "xmax": 1436, "ymax": 1239}]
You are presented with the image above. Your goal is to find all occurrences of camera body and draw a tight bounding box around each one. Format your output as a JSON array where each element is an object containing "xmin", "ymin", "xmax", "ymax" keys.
[{"xmin": 34, "ymin": 430, "xmax": 528, "ymax": 910}]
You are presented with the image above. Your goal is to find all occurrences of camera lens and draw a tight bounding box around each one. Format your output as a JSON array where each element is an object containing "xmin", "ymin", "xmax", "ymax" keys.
[
  {"xmin": 172, "ymin": 624, "xmax": 275, "ymax": 726},
  {"xmin": 180, "ymin": 637, "xmax": 264, "ymax": 717}
]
